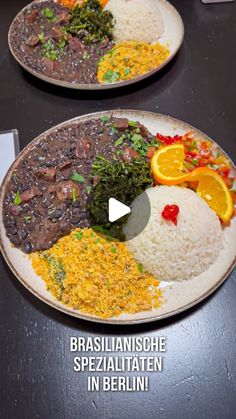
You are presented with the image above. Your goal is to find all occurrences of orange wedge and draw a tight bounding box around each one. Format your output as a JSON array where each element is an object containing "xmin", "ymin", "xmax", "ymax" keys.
[
  {"xmin": 151, "ymin": 144, "xmax": 190, "ymax": 185},
  {"xmin": 151, "ymin": 145, "xmax": 234, "ymax": 223},
  {"xmin": 188, "ymin": 168, "xmax": 234, "ymax": 223}
]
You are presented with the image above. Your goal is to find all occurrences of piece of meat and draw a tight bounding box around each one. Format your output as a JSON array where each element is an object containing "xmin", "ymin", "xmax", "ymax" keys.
[
  {"xmin": 25, "ymin": 9, "xmax": 38, "ymax": 24},
  {"xmin": 114, "ymin": 118, "xmax": 129, "ymax": 131},
  {"xmin": 59, "ymin": 160, "xmax": 73, "ymax": 170},
  {"xmin": 35, "ymin": 167, "xmax": 56, "ymax": 181},
  {"xmin": 69, "ymin": 37, "xmax": 86, "ymax": 52},
  {"xmin": 25, "ymin": 35, "xmax": 40, "ymax": 47},
  {"xmin": 139, "ymin": 124, "xmax": 148, "ymax": 137},
  {"xmin": 51, "ymin": 26, "xmax": 64, "ymax": 41},
  {"xmin": 34, "ymin": 221, "xmax": 60, "ymax": 250},
  {"xmin": 56, "ymin": 181, "xmax": 80, "ymax": 202},
  {"xmin": 75, "ymin": 137, "xmax": 91, "ymax": 158},
  {"xmin": 42, "ymin": 58, "xmax": 60, "ymax": 74},
  {"xmin": 99, "ymin": 133, "xmax": 110, "ymax": 144},
  {"xmin": 8, "ymin": 204, "xmax": 21, "ymax": 216},
  {"xmin": 123, "ymin": 147, "xmax": 140, "ymax": 162},
  {"xmin": 56, "ymin": 11, "xmax": 70, "ymax": 24},
  {"xmin": 21, "ymin": 186, "xmax": 41, "ymax": 202}
]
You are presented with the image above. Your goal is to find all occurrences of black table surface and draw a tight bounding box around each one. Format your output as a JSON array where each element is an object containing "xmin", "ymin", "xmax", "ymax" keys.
[{"xmin": 0, "ymin": 1, "xmax": 236, "ymax": 418}]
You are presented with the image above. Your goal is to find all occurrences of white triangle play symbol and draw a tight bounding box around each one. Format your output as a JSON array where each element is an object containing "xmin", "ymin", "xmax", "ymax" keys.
[{"xmin": 108, "ymin": 198, "xmax": 131, "ymax": 223}]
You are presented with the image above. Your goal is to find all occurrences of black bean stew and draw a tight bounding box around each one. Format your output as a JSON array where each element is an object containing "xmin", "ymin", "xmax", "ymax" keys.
[
  {"xmin": 3, "ymin": 117, "xmax": 156, "ymax": 253},
  {"xmin": 9, "ymin": 1, "xmax": 113, "ymax": 84}
]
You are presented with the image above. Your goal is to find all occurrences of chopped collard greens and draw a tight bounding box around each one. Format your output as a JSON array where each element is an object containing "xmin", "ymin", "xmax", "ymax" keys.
[
  {"xmin": 90, "ymin": 156, "xmax": 153, "ymax": 239},
  {"xmin": 66, "ymin": 0, "xmax": 114, "ymax": 44}
]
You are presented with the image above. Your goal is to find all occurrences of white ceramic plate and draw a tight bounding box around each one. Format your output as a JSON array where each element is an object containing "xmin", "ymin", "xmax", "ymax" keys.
[
  {"xmin": 8, "ymin": 0, "xmax": 184, "ymax": 90},
  {"xmin": 0, "ymin": 110, "xmax": 236, "ymax": 324}
]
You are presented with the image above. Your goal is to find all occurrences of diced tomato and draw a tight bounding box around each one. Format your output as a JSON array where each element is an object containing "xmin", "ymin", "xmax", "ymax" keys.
[
  {"xmin": 186, "ymin": 151, "xmax": 198, "ymax": 158},
  {"xmin": 221, "ymin": 168, "xmax": 230, "ymax": 178},
  {"xmin": 199, "ymin": 148, "xmax": 210, "ymax": 159},
  {"xmin": 231, "ymin": 191, "xmax": 236, "ymax": 204}
]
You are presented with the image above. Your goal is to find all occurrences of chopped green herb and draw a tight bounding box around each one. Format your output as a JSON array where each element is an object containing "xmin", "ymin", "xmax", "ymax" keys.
[
  {"xmin": 57, "ymin": 38, "xmax": 67, "ymax": 50},
  {"xmin": 14, "ymin": 191, "xmax": 22, "ymax": 206},
  {"xmin": 41, "ymin": 7, "xmax": 56, "ymax": 22},
  {"xmin": 209, "ymin": 164, "xmax": 220, "ymax": 170},
  {"xmin": 103, "ymin": 70, "xmax": 120, "ymax": 83},
  {"xmin": 110, "ymin": 245, "xmax": 117, "ymax": 253},
  {"xmin": 24, "ymin": 216, "xmax": 32, "ymax": 223},
  {"xmin": 86, "ymin": 186, "xmax": 92, "ymax": 194},
  {"xmin": 38, "ymin": 32, "xmax": 45, "ymax": 43},
  {"xmin": 98, "ymin": 55, "xmax": 105, "ymax": 64},
  {"xmin": 70, "ymin": 173, "xmax": 85, "ymax": 182},
  {"xmin": 100, "ymin": 115, "xmax": 110, "ymax": 123},
  {"xmin": 115, "ymin": 135, "xmax": 125, "ymax": 146},
  {"xmin": 124, "ymin": 67, "xmax": 131, "ymax": 76},
  {"xmin": 43, "ymin": 254, "xmax": 65, "ymax": 289},
  {"xmin": 191, "ymin": 158, "xmax": 199, "ymax": 166},
  {"xmin": 41, "ymin": 39, "xmax": 58, "ymax": 61},
  {"xmin": 72, "ymin": 189, "xmax": 78, "ymax": 202},
  {"xmin": 138, "ymin": 263, "xmax": 144, "ymax": 273},
  {"xmin": 131, "ymin": 133, "xmax": 143, "ymax": 145},
  {"xmin": 75, "ymin": 231, "xmax": 83, "ymax": 240},
  {"xmin": 188, "ymin": 141, "xmax": 197, "ymax": 151},
  {"xmin": 128, "ymin": 120, "xmax": 138, "ymax": 127}
]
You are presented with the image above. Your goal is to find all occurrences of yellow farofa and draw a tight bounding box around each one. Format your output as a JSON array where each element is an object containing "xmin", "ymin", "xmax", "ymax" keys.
[
  {"xmin": 30, "ymin": 228, "xmax": 162, "ymax": 318},
  {"xmin": 97, "ymin": 41, "xmax": 170, "ymax": 83}
]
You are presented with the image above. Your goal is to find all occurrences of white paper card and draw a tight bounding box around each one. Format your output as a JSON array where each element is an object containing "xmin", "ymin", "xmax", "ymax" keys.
[{"xmin": 0, "ymin": 130, "xmax": 19, "ymax": 184}]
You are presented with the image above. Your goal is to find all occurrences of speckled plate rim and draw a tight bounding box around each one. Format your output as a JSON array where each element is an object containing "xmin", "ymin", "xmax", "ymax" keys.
[
  {"xmin": 8, "ymin": 0, "xmax": 184, "ymax": 91},
  {"xmin": 0, "ymin": 110, "xmax": 235, "ymax": 325}
]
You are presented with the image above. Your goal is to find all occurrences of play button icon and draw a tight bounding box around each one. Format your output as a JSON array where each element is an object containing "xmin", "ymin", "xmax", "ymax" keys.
[{"xmin": 108, "ymin": 198, "xmax": 131, "ymax": 223}]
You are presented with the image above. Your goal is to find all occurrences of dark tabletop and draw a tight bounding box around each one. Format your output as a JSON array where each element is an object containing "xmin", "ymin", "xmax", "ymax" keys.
[{"xmin": 0, "ymin": 1, "xmax": 236, "ymax": 418}]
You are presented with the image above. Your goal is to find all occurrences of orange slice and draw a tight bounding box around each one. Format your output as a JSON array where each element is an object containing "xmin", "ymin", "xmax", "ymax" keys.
[
  {"xmin": 151, "ymin": 145, "xmax": 234, "ymax": 222},
  {"xmin": 151, "ymin": 144, "xmax": 189, "ymax": 185},
  {"xmin": 188, "ymin": 168, "xmax": 234, "ymax": 223}
]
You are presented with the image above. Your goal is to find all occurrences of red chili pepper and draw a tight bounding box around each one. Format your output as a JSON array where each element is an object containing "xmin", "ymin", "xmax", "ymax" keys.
[
  {"xmin": 162, "ymin": 204, "xmax": 180, "ymax": 225},
  {"xmin": 157, "ymin": 133, "xmax": 183, "ymax": 145}
]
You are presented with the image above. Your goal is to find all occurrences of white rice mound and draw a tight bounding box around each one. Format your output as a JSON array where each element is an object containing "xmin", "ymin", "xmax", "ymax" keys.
[
  {"xmin": 105, "ymin": 0, "xmax": 164, "ymax": 44},
  {"xmin": 125, "ymin": 186, "xmax": 223, "ymax": 281}
]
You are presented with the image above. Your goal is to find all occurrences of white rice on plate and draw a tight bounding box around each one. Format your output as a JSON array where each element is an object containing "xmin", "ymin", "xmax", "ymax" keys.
[
  {"xmin": 105, "ymin": 0, "xmax": 164, "ymax": 44},
  {"xmin": 124, "ymin": 186, "xmax": 223, "ymax": 281}
]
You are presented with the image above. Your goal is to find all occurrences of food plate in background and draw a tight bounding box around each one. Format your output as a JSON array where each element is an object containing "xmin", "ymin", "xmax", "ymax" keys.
[
  {"xmin": 8, "ymin": 0, "xmax": 184, "ymax": 90},
  {"xmin": 0, "ymin": 110, "xmax": 235, "ymax": 324}
]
